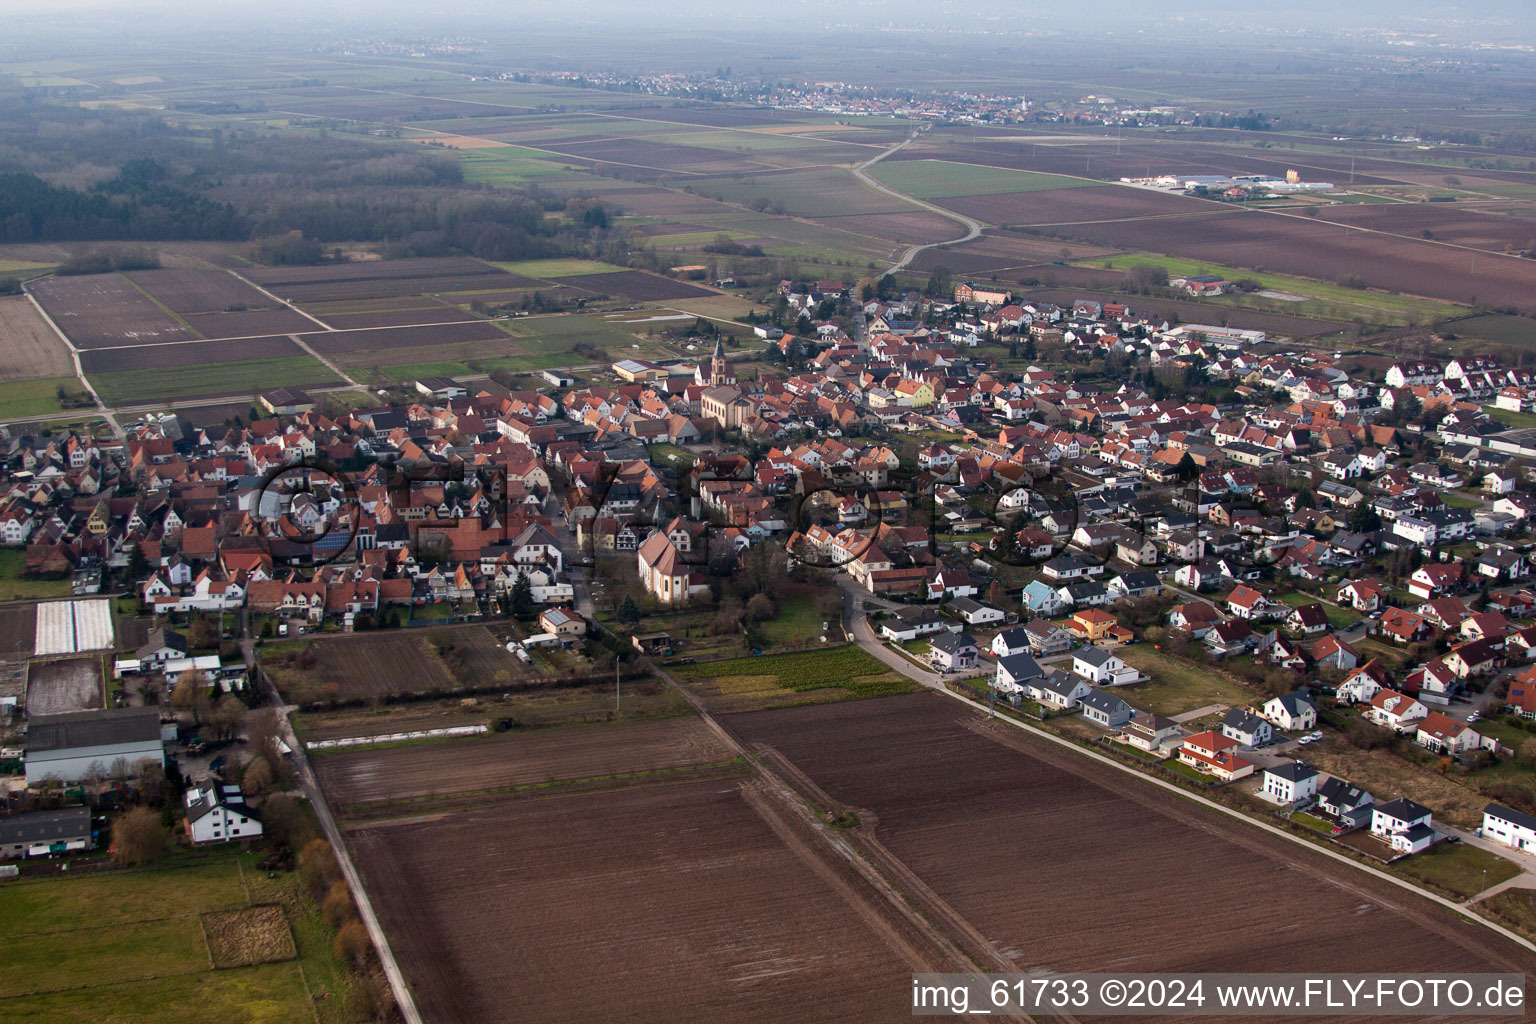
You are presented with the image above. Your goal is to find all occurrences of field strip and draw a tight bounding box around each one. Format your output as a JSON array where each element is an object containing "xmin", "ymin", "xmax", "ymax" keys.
[
  {"xmin": 1260, "ymin": 203, "xmax": 1536, "ymax": 265},
  {"xmin": 18, "ymin": 288, "xmax": 119, "ymax": 438},
  {"xmin": 578, "ymin": 110, "xmax": 891, "ymax": 153},
  {"xmin": 116, "ymin": 272, "xmax": 205, "ymax": 338},
  {"xmin": 0, "ymin": 964, "xmax": 213, "ymax": 1001}
]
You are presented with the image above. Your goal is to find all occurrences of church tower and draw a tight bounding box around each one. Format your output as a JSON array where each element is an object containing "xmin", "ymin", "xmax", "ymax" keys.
[{"xmin": 710, "ymin": 334, "xmax": 730, "ymax": 386}]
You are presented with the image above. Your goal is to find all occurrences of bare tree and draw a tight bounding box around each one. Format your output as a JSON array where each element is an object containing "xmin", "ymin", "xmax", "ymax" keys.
[{"xmin": 111, "ymin": 806, "xmax": 164, "ymax": 866}]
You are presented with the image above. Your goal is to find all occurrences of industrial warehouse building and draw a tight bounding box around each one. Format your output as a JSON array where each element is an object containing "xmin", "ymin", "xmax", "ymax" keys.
[
  {"xmin": 0, "ymin": 807, "xmax": 94, "ymax": 859},
  {"xmin": 25, "ymin": 707, "xmax": 165, "ymax": 784}
]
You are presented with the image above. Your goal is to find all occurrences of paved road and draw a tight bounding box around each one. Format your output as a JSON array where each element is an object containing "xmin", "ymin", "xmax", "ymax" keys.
[{"xmin": 850, "ymin": 133, "xmax": 984, "ymax": 277}]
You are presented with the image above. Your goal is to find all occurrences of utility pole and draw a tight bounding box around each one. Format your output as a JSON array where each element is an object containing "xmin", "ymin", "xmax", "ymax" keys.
[{"xmin": 616, "ymin": 657, "xmax": 621, "ymax": 713}]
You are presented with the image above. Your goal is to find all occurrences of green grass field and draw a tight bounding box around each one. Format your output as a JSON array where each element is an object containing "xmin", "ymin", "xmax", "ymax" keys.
[
  {"xmin": 373, "ymin": 351, "xmax": 582, "ymax": 382},
  {"xmin": 1484, "ymin": 405, "xmax": 1536, "ymax": 429},
  {"xmin": 88, "ymin": 357, "xmax": 343, "ymax": 406},
  {"xmin": 0, "ymin": 849, "xmax": 358, "ymax": 1024},
  {"xmin": 673, "ymin": 644, "xmax": 915, "ymax": 702},
  {"xmin": 869, "ymin": 159, "xmax": 1103, "ymax": 200},
  {"xmin": 0, "ymin": 548, "xmax": 70, "ymax": 599},
  {"xmin": 1389, "ymin": 841, "xmax": 1521, "ymax": 900},
  {"xmin": 1451, "ymin": 313, "xmax": 1536, "ymax": 346},
  {"xmin": 0, "ymin": 377, "xmax": 90, "ymax": 420},
  {"xmin": 696, "ymin": 167, "xmax": 912, "ymax": 218},
  {"xmin": 492, "ymin": 258, "xmax": 628, "ymax": 278},
  {"xmin": 1095, "ymin": 251, "xmax": 1465, "ymax": 325},
  {"xmin": 755, "ymin": 588, "xmax": 831, "ymax": 647},
  {"xmin": 1117, "ymin": 646, "xmax": 1254, "ymax": 717},
  {"xmin": 457, "ymin": 145, "xmax": 581, "ymax": 186}
]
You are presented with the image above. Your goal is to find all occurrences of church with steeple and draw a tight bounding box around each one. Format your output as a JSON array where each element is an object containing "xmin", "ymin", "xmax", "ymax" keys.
[{"xmin": 696, "ymin": 334, "xmax": 734, "ymax": 387}]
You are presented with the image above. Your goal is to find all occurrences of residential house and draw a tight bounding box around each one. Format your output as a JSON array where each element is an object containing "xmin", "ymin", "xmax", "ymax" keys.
[
  {"xmin": 1415, "ymin": 712, "xmax": 1482, "ymax": 756},
  {"xmin": 1370, "ymin": 797, "xmax": 1436, "ymax": 854},
  {"xmin": 1316, "ymin": 777, "xmax": 1374, "ymax": 823},
  {"xmin": 1079, "ymin": 689, "xmax": 1134, "ymax": 729},
  {"xmin": 1261, "ymin": 691, "xmax": 1319, "ymax": 732},
  {"xmin": 184, "ymin": 784, "xmax": 263, "ymax": 845},
  {"xmin": 1219, "ymin": 708, "xmax": 1274, "ymax": 748},
  {"xmin": 1177, "ymin": 730, "xmax": 1256, "ymax": 781},
  {"xmin": 1481, "ymin": 803, "xmax": 1536, "ymax": 855},
  {"xmin": 929, "ymin": 632, "xmax": 979, "ymax": 672},
  {"xmin": 1262, "ymin": 761, "xmax": 1319, "ymax": 804},
  {"xmin": 1071, "ymin": 647, "xmax": 1139, "ymax": 686},
  {"xmin": 993, "ymin": 652, "xmax": 1045, "ymax": 694},
  {"xmin": 1365, "ymin": 689, "xmax": 1429, "ymax": 732},
  {"xmin": 1120, "ymin": 712, "xmax": 1182, "ymax": 753}
]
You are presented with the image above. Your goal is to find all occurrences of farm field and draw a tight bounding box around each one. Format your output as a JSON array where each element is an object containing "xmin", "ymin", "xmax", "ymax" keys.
[
  {"xmin": 0, "ymin": 599, "xmax": 39, "ymax": 650},
  {"xmin": 182, "ymin": 307, "xmax": 318, "ymax": 338},
  {"xmin": 346, "ymin": 778, "xmax": 919, "ymax": 1024},
  {"xmin": 0, "ymin": 850, "xmax": 352, "ymax": 1024},
  {"xmin": 315, "ymin": 715, "xmax": 734, "ymax": 810},
  {"xmin": 868, "ymin": 159, "xmax": 1102, "ymax": 200},
  {"xmin": 27, "ymin": 273, "xmax": 197, "ymax": 348},
  {"xmin": 1314, "ymin": 201, "xmax": 1536, "ymax": 252},
  {"xmin": 262, "ymin": 626, "xmax": 537, "ymax": 705},
  {"xmin": 670, "ymin": 645, "xmax": 916, "ymax": 712},
  {"xmin": 693, "ymin": 167, "xmax": 915, "ymax": 218},
  {"xmin": 935, "ymin": 184, "xmax": 1222, "ymax": 226},
  {"xmin": 725, "ymin": 694, "xmax": 1536, "ymax": 978},
  {"xmin": 1448, "ymin": 313, "xmax": 1536, "ymax": 348},
  {"xmin": 548, "ymin": 269, "xmax": 716, "ymax": 300},
  {"xmin": 0, "ymin": 295, "xmax": 75, "ymax": 380},
  {"xmin": 300, "ymin": 320, "xmax": 510, "ymax": 357},
  {"xmin": 1043, "ymin": 209, "xmax": 1536, "ymax": 311},
  {"xmin": 123, "ymin": 267, "xmax": 282, "ymax": 314},
  {"xmin": 813, "ymin": 210, "xmax": 965, "ymax": 245},
  {"xmin": 0, "ymin": 378, "xmax": 91, "ymax": 421},
  {"xmin": 1115, "ymin": 646, "xmax": 1257, "ymax": 717},
  {"xmin": 25, "ymin": 657, "xmax": 104, "ymax": 715},
  {"xmin": 80, "ymin": 335, "xmax": 306, "ymax": 373},
  {"xmin": 86, "ymin": 355, "xmax": 342, "ymax": 406}
]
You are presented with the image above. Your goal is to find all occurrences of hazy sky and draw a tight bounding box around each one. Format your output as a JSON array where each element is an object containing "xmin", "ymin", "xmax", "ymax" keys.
[{"xmin": 26, "ymin": 0, "xmax": 1536, "ymax": 31}]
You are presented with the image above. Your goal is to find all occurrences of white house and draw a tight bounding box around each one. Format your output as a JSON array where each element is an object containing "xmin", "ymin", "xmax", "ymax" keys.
[
  {"xmin": 1262, "ymin": 761, "xmax": 1319, "ymax": 804},
  {"xmin": 1219, "ymin": 708, "xmax": 1273, "ymax": 748},
  {"xmin": 928, "ymin": 632, "xmax": 979, "ymax": 672},
  {"xmin": 1371, "ymin": 797, "xmax": 1436, "ymax": 854},
  {"xmin": 184, "ymin": 784, "xmax": 263, "ymax": 845},
  {"xmin": 1079, "ymin": 689, "xmax": 1134, "ymax": 729},
  {"xmin": 1482, "ymin": 803, "xmax": 1536, "ymax": 855},
  {"xmin": 1415, "ymin": 712, "xmax": 1482, "ymax": 755},
  {"xmin": 1261, "ymin": 691, "xmax": 1318, "ymax": 732},
  {"xmin": 993, "ymin": 652, "xmax": 1044, "ymax": 693},
  {"xmin": 1070, "ymin": 647, "xmax": 1139, "ymax": 686},
  {"xmin": 991, "ymin": 627, "xmax": 1031, "ymax": 658},
  {"xmin": 1365, "ymin": 689, "xmax": 1429, "ymax": 732}
]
